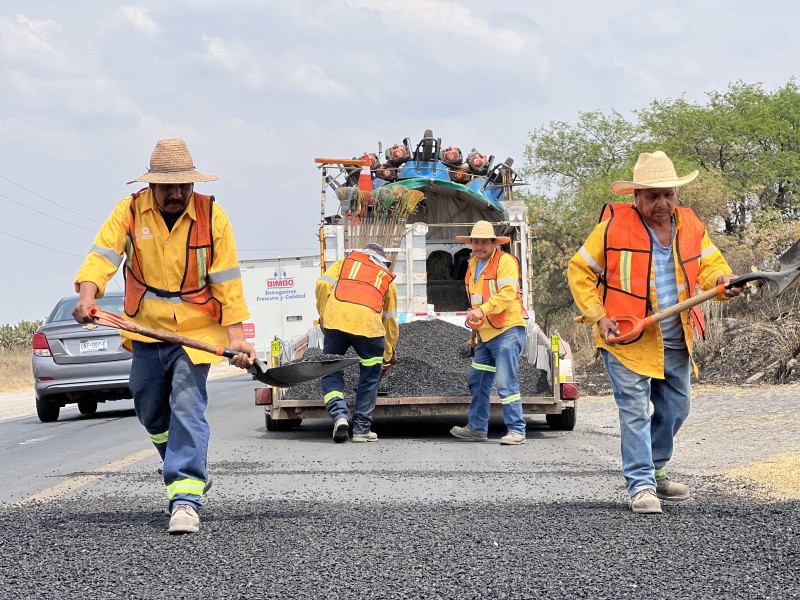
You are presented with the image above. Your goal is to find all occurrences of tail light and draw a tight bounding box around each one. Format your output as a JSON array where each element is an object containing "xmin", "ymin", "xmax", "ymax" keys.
[
  {"xmin": 32, "ymin": 332, "xmax": 52, "ymax": 357},
  {"xmin": 255, "ymin": 388, "xmax": 273, "ymax": 405},
  {"xmin": 560, "ymin": 382, "xmax": 579, "ymax": 400}
]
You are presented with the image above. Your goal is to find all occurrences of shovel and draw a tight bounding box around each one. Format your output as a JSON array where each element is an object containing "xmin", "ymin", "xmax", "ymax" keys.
[
  {"xmin": 88, "ymin": 308, "xmax": 358, "ymax": 387},
  {"xmin": 609, "ymin": 238, "xmax": 800, "ymax": 344}
]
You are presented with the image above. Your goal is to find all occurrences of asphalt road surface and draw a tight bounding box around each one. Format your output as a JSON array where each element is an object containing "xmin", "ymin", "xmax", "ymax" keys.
[{"xmin": 0, "ymin": 375, "xmax": 798, "ymax": 599}]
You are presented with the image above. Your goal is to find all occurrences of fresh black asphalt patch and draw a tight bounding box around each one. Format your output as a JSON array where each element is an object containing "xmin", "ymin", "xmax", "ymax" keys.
[{"xmin": 1, "ymin": 490, "xmax": 798, "ymax": 599}]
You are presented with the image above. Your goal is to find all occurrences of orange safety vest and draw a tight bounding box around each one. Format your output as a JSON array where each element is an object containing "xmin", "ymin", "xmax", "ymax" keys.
[
  {"xmin": 334, "ymin": 251, "xmax": 396, "ymax": 312},
  {"xmin": 124, "ymin": 190, "xmax": 223, "ymax": 323},
  {"xmin": 464, "ymin": 249, "xmax": 528, "ymax": 329},
  {"xmin": 599, "ymin": 203, "xmax": 706, "ymax": 343}
]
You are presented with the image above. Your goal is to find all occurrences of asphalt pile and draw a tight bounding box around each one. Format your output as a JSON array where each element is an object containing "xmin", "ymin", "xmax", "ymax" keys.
[{"xmin": 284, "ymin": 319, "xmax": 550, "ymax": 399}]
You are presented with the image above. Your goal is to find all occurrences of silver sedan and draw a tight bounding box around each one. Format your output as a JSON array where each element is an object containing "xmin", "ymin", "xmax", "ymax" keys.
[{"xmin": 32, "ymin": 291, "xmax": 132, "ymax": 422}]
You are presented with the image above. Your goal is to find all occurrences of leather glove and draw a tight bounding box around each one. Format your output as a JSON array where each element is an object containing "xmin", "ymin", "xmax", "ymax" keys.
[{"xmin": 380, "ymin": 350, "xmax": 398, "ymax": 374}]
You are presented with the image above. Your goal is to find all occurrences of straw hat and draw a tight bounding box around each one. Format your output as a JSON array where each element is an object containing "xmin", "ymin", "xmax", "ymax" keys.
[
  {"xmin": 363, "ymin": 242, "xmax": 391, "ymax": 265},
  {"xmin": 455, "ymin": 220, "xmax": 510, "ymax": 245},
  {"xmin": 610, "ymin": 151, "xmax": 698, "ymax": 195},
  {"xmin": 127, "ymin": 138, "xmax": 219, "ymax": 184}
]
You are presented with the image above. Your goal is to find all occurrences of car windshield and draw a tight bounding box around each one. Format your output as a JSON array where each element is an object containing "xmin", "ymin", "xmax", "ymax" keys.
[{"xmin": 48, "ymin": 296, "xmax": 126, "ymax": 323}]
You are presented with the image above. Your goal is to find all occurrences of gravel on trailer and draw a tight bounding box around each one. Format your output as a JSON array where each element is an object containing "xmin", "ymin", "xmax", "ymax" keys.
[{"xmin": 284, "ymin": 319, "xmax": 550, "ymax": 400}]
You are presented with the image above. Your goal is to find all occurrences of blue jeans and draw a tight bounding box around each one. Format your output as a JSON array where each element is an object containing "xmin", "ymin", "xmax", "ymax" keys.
[
  {"xmin": 602, "ymin": 347, "xmax": 691, "ymax": 496},
  {"xmin": 320, "ymin": 328, "xmax": 384, "ymax": 435},
  {"xmin": 467, "ymin": 326, "xmax": 526, "ymax": 435},
  {"xmin": 130, "ymin": 341, "xmax": 211, "ymax": 512}
]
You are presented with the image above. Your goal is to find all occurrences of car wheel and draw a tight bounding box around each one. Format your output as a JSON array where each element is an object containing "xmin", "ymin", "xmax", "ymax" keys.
[
  {"xmin": 78, "ymin": 400, "xmax": 98, "ymax": 415},
  {"xmin": 36, "ymin": 396, "xmax": 60, "ymax": 423}
]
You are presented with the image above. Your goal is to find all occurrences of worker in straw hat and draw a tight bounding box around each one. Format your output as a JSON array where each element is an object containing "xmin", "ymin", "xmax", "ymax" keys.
[
  {"xmin": 450, "ymin": 220, "xmax": 529, "ymax": 445},
  {"xmin": 72, "ymin": 138, "xmax": 256, "ymax": 534},
  {"xmin": 316, "ymin": 242, "xmax": 399, "ymax": 443},
  {"xmin": 568, "ymin": 150, "xmax": 743, "ymax": 514}
]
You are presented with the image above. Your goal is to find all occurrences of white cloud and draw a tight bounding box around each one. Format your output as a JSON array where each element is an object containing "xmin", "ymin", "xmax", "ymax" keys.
[
  {"xmin": 0, "ymin": 15, "xmax": 62, "ymax": 60},
  {"xmin": 118, "ymin": 6, "xmax": 159, "ymax": 36},
  {"xmin": 200, "ymin": 36, "xmax": 351, "ymax": 98},
  {"xmin": 344, "ymin": 0, "xmax": 528, "ymax": 55}
]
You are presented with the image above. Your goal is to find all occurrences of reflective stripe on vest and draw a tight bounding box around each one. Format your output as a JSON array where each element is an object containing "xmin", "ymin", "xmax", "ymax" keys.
[
  {"xmin": 464, "ymin": 249, "xmax": 528, "ymax": 329},
  {"xmin": 124, "ymin": 190, "xmax": 223, "ymax": 323},
  {"xmin": 333, "ymin": 251, "xmax": 396, "ymax": 313},
  {"xmin": 599, "ymin": 203, "xmax": 706, "ymax": 343}
]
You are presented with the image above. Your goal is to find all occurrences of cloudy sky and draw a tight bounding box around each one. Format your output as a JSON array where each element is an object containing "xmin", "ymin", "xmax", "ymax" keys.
[{"xmin": 1, "ymin": 0, "xmax": 798, "ymax": 325}]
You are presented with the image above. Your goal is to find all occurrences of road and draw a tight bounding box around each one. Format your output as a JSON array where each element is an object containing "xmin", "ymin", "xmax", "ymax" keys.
[{"xmin": 0, "ymin": 375, "xmax": 798, "ymax": 599}]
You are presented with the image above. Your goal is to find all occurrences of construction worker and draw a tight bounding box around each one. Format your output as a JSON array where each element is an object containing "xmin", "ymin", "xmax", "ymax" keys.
[
  {"xmin": 450, "ymin": 221, "xmax": 528, "ymax": 445},
  {"xmin": 316, "ymin": 243, "xmax": 399, "ymax": 442},
  {"xmin": 568, "ymin": 150, "xmax": 742, "ymax": 514},
  {"xmin": 72, "ymin": 138, "xmax": 256, "ymax": 534}
]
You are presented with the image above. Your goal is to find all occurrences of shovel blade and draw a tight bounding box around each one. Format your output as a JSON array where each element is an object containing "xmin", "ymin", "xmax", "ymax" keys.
[
  {"xmin": 778, "ymin": 238, "xmax": 800, "ymax": 270},
  {"xmin": 250, "ymin": 358, "xmax": 359, "ymax": 387},
  {"xmin": 729, "ymin": 239, "xmax": 800, "ymax": 295}
]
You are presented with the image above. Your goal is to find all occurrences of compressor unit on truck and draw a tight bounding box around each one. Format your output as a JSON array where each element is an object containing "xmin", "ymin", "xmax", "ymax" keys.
[{"xmin": 255, "ymin": 130, "xmax": 579, "ymax": 432}]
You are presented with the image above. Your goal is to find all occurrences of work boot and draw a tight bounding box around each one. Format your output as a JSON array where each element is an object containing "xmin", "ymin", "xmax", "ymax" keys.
[
  {"xmin": 333, "ymin": 417, "xmax": 349, "ymax": 443},
  {"xmin": 630, "ymin": 489, "xmax": 662, "ymax": 514},
  {"xmin": 167, "ymin": 505, "xmax": 200, "ymax": 534},
  {"xmin": 656, "ymin": 477, "xmax": 690, "ymax": 502},
  {"xmin": 499, "ymin": 431, "xmax": 526, "ymax": 445},
  {"xmin": 352, "ymin": 431, "xmax": 378, "ymax": 443},
  {"xmin": 450, "ymin": 425, "xmax": 488, "ymax": 441}
]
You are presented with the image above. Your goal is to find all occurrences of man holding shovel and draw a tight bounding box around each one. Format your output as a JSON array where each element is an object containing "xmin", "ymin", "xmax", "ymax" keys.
[
  {"xmin": 72, "ymin": 138, "xmax": 256, "ymax": 534},
  {"xmin": 568, "ymin": 151, "xmax": 743, "ymax": 514}
]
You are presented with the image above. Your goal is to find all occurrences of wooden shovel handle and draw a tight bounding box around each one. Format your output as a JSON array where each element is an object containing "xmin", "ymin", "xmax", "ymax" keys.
[
  {"xmin": 647, "ymin": 283, "xmax": 727, "ymax": 325},
  {"xmin": 610, "ymin": 282, "xmax": 730, "ymax": 343},
  {"xmin": 89, "ymin": 308, "xmax": 232, "ymax": 358}
]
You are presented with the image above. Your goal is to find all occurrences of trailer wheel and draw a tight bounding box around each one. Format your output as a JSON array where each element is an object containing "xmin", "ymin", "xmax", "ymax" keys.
[
  {"xmin": 265, "ymin": 414, "xmax": 302, "ymax": 432},
  {"xmin": 78, "ymin": 400, "xmax": 98, "ymax": 415},
  {"xmin": 546, "ymin": 404, "xmax": 577, "ymax": 431}
]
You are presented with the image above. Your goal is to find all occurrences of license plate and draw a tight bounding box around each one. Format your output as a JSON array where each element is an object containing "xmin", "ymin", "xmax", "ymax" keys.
[{"xmin": 80, "ymin": 339, "xmax": 108, "ymax": 353}]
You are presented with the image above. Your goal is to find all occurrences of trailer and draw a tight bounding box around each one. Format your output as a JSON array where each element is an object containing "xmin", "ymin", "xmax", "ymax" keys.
[{"xmin": 255, "ymin": 130, "xmax": 578, "ymax": 432}]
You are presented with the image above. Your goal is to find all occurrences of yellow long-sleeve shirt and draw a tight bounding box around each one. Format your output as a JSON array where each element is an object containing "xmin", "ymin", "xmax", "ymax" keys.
[
  {"xmin": 467, "ymin": 250, "xmax": 527, "ymax": 342},
  {"xmin": 74, "ymin": 189, "xmax": 250, "ymax": 364},
  {"xmin": 315, "ymin": 258, "xmax": 399, "ymax": 361},
  {"xmin": 567, "ymin": 209, "xmax": 732, "ymax": 378}
]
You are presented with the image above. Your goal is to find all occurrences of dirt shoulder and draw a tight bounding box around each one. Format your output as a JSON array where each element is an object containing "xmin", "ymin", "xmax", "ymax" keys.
[{"xmin": 578, "ymin": 383, "xmax": 800, "ymax": 500}]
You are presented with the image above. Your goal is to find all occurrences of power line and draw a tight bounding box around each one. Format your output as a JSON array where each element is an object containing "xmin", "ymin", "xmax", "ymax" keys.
[
  {"xmin": 0, "ymin": 229, "xmax": 85, "ymax": 257},
  {"xmin": 0, "ymin": 173, "xmax": 103, "ymax": 224},
  {"xmin": 0, "ymin": 192, "xmax": 97, "ymax": 232}
]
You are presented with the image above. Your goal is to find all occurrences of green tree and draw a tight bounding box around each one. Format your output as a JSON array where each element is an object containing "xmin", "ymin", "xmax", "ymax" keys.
[
  {"xmin": 522, "ymin": 111, "xmax": 643, "ymax": 327},
  {"xmin": 522, "ymin": 79, "xmax": 800, "ymax": 333}
]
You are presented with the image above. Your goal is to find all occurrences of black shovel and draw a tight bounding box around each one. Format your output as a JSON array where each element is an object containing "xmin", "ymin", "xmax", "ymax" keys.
[{"xmin": 89, "ymin": 308, "xmax": 358, "ymax": 387}]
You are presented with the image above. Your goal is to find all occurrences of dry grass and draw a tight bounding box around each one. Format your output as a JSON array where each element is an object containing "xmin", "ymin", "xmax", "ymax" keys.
[{"xmin": 0, "ymin": 349, "xmax": 33, "ymax": 392}]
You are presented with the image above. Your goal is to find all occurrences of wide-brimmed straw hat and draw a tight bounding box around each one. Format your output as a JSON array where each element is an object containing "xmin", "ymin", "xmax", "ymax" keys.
[
  {"xmin": 127, "ymin": 138, "xmax": 219, "ymax": 184},
  {"xmin": 363, "ymin": 242, "xmax": 391, "ymax": 265},
  {"xmin": 610, "ymin": 151, "xmax": 698, "ymax": 195},
  {"xmin": 455, "ymin": 220, "xmax": 510, "ymax": 245}
]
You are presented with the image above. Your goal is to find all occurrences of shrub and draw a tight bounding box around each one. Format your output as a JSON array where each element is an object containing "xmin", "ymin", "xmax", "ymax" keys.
[{"xmin": 0, "ymin": 320, "xmax": 43, "ymax": 351}]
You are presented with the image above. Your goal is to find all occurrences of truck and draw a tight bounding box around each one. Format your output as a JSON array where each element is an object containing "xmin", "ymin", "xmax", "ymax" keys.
[{"xmin": 254, "ymin": 130, "xmax": 578, "ymax": 433}]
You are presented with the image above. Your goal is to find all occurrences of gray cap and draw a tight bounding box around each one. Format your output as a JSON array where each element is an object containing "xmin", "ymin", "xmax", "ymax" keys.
[{"xmin": 363, "ymin": 243, "xmax": 390, "ymax": 265}]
